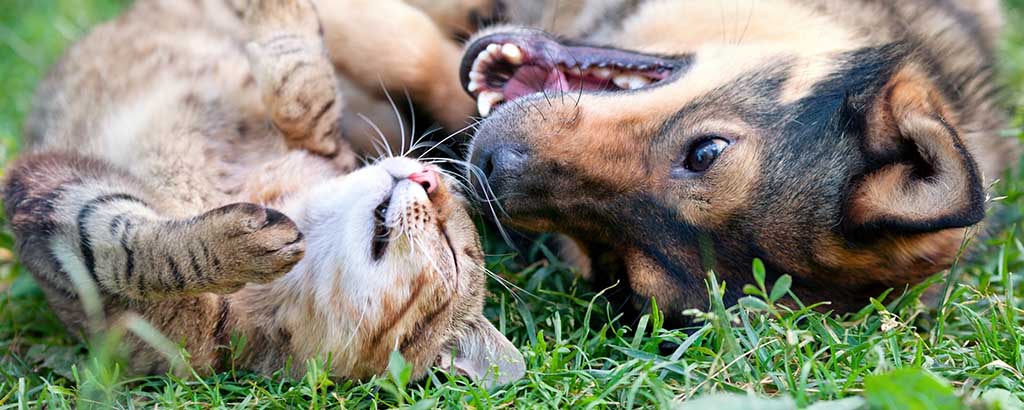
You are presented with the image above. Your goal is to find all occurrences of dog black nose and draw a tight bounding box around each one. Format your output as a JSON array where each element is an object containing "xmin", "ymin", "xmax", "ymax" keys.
[{"xmin": 473, "ymin": 143, "xmax": 529, "ymax": 188}]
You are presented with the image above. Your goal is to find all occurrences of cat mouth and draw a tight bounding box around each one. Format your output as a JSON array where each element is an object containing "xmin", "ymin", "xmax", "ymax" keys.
[
  {"xmin": 371, "ymin": 196, "xmax": 391, "ymax": 261},
  {"xmin": 368, "ymin": 171, "xmax": 457, "ymax": 267},
  {"xmin": 370, "ymin": 198, "xmax": 456, "ymax": 264},
  {"xmin": 460, "ymin": 32, "xmax": 685, "ymax": 116}
]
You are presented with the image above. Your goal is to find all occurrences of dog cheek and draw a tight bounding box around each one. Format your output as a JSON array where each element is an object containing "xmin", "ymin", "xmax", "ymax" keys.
[{"xmin": 623, "ymin": 248, "xmax": 707, "ymax": 313}]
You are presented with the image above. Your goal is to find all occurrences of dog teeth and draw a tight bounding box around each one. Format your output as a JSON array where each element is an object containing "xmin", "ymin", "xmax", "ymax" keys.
[
  {"xmin": 472, "ymin": 56, "xmax": 490, "ymax": 73},
  {"xmin": 631, "ymin": 76, "xmax": 653, "ymax": 89},
  {"xmin": 563, "ymin": 65, "xmax": 583, "ymax": 77},
  {"xmin": 501, "ymin": 43, "xmax": 523, "ymax": 65},
  {"xmin": 467, "ymin": 43, "xmax": 526, "ymax": 97},
  {"xmin": 477, "ymin": 91, "xmax": 504, "ymax": 117},
  {"xmin": 590, "ymin": 67, "xmax": 613, "ymax": 79},
  {"xmin": 479, "ymin": 44, "xmax": 502, "ymax": 71},
  {"xmin": 467, "ymin": 41, "xmax": 664, "ymax": 100},
  {"xmin": 613, "ymin": 73, "xmax": 651, "ymax": 90}
]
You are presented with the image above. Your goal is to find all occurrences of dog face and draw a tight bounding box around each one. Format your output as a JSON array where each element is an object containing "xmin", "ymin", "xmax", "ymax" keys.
[{"xmin": 460, "ymin": 1, "xmax": 990, "ymax": 321}]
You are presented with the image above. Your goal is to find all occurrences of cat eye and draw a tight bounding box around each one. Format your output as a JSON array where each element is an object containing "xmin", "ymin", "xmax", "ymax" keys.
[{"xmin": 684, "ymin": 137, "xmax": 729, "ymax": 173}]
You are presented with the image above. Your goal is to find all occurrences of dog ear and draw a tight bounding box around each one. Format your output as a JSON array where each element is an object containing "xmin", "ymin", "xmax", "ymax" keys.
[
  {"xmin": 437, "ymin": 315, "xmax": 525, "ymax": 387},
  {"xmin": 843, "ymin": 60, "xmax": 986, "ymax": 239}
]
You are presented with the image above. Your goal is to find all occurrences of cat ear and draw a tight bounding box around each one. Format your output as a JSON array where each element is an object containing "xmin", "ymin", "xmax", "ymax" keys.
[{"xmin": 438, "ymin": 315, "xmax": 525, "ymax": 387}]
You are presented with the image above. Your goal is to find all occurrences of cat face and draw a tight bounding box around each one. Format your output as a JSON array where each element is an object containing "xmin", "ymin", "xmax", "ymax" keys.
[{"xmin": 291, "ymin": 157, "xmax": 524, "ymax": 385}]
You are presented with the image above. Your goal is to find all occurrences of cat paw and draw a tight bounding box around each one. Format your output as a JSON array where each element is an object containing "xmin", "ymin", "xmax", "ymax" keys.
[
  {"xmin": 245, "ymin": 0, "xmax": 343, "ymax": 158},
  {"xmin": 246, "ymin": 0, "xmax": 322, "ymax": 39},
  {"xmin": 247, "ymin": 46, "xmax": 343, "ymax": 157},
  {"xmin": 199, "ymin": 203, "xmax": 305, "ymax": 287}
]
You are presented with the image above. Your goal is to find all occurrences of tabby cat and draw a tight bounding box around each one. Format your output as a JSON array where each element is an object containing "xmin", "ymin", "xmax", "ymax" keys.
[{"xmin": 3, "ymin": 0, "xmax": 524, "ymax": 385}]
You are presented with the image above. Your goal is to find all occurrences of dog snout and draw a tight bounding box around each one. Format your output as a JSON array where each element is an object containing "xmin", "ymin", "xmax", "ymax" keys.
[{"xmin": 471, "ymin": 142, "xmax": 529, "ymax": 193}]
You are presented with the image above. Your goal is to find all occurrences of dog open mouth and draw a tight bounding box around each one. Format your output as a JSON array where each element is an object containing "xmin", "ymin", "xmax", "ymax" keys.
[{"xmin": 460, "ymin": 33, "xmax": 683, "ymax": 116}]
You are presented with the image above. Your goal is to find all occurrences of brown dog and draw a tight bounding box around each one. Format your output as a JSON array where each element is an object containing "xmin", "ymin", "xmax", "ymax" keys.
[{"xmin": 460, "ymin": 0, "xmax": 1018, "ymax": 324}]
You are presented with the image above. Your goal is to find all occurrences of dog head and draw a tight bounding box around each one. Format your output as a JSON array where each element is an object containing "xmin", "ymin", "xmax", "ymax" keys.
[{"xmin": 459, "ymin": 3, "xmax": 989, "ymax": 321}]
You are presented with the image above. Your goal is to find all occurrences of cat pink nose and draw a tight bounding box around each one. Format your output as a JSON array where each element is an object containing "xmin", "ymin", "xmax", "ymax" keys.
[{"xmin": 408, "ymin": 169, "xmax": 438, "ymax": 194}]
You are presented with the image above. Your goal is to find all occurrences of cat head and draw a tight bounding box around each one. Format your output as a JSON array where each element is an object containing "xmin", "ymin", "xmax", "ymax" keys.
[{"xmin": 292, "ymin": 157, "xmax": 524, "ymax": 386}]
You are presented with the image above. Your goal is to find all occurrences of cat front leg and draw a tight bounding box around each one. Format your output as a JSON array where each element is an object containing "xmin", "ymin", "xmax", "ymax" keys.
[{"xmin": 245, "ymin": 0, "xmax": 352, "ymax": 163}]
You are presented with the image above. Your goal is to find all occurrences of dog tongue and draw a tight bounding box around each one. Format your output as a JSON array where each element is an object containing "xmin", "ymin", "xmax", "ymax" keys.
[
  {"xmin": 543, "ymin": 68, "xmax": 569, "ymax": 92},
  {"xmin": 504, "ymin": 66, "xmax": 570, "ymax": 100}
]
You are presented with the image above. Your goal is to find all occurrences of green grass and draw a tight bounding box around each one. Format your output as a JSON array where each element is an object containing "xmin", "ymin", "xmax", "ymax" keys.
[{"xmin": 1, "ymin": 2, "xmax": 1023, "ymax": 409}]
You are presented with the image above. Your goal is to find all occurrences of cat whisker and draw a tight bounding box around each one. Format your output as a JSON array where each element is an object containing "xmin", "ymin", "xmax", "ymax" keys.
[
  {"xmin": 378, "ymin": 81, "xmax": 407, "ymax": 158},
  {"xmin": 412, "ymin": 120, "xmax": 481, "ymax": 160},
  {"xmin": 358, "ymin": 113, "xmax": 394, "ymax": 159},
  {"xmin": 478, "ymin": 263, "xmax": 528, "ymax": 304},
  {"xmin": 402, "ymin": 87, "xmax": 416, "ymax": 158},
  {"xmin": 405, "ymin": 125, "xmax": 445, "ymax": 158},
  {"xmin": 418, "ymin": 157, "xmax": 516, "ymax": 249}
]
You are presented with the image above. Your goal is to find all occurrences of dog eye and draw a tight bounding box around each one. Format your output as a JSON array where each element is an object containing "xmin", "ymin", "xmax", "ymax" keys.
[{"xmin": 685, "ymin": 138, "xmax": 729, "ymax": 172}]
